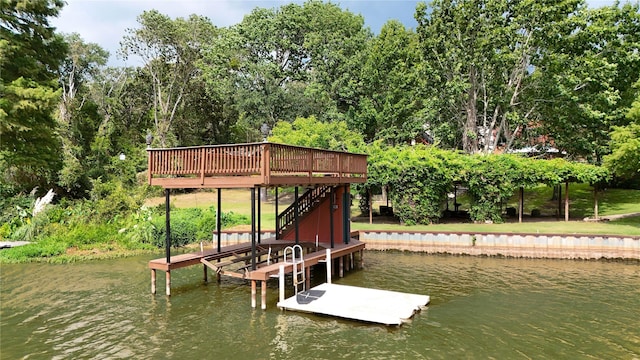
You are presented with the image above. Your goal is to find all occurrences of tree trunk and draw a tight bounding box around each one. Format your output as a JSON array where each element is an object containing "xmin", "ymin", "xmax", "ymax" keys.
[{"xmin": 463, "ymin": 66, "xmax": 479, "ymax": 153}]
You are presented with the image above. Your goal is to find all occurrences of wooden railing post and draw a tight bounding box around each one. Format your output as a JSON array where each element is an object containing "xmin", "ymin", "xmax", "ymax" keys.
[
  {"xmin": 338, "ymin": 153, "xmax": 343, "ymax": 182},
  {"xmin": 308, "ymin": 149, "xmax": 313, "ymax": 181},
  {"xmin": 147, "ymin": 150, "xmax": 152, "ymax": 185},
  {"xmin": 263, "ymin": 143, "xmax": 270, "ymax": 184},
  {"xmin": 200, "ymin": 147, "xmax": 205, "ymax": 185}
]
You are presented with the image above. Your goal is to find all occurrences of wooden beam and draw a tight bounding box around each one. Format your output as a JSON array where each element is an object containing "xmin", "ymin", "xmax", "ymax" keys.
[{"xmin": 165, "ymin": 189, "xmax": 171, "ymax": 264}]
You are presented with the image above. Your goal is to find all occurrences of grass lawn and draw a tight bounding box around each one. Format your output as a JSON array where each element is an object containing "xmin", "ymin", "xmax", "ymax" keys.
[
  {"xmin": 503, "ymin": 183, "xmax": 640, "ymax": 218},
  {"xmin": 145, "ymin": 187, "xmax": 640, "ymax": 236},
  {"xmin": 350, "ymin": 217, "xmax": 640, "ymax": 236},
  {"xmin": 145, "ymin": 188, "xmax": 294, "ymax": 229}
]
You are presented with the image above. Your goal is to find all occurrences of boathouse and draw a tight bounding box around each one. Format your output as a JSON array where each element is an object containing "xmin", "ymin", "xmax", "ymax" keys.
[{"xmin": 147, "ymin": 142, "xmax": 368, "ymax": 309}]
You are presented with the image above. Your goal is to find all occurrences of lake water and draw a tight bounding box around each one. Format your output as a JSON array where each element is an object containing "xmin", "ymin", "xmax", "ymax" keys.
[{"xmin": 1, "ymin": 252, "xmax": 639, "ymax": 359}]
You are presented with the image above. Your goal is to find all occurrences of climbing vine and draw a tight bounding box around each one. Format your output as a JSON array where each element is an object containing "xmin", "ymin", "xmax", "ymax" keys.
[{"xmin": 364, "ymin": 144, "xmax": 610, "ymax": 224}]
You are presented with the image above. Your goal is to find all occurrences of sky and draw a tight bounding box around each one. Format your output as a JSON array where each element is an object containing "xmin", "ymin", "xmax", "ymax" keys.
[{"xmin": 51, "ymin": 0, "xmax": 619, "ymax": 67}]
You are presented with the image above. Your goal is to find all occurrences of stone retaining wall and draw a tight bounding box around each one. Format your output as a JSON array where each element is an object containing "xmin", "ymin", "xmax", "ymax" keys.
[
  {"xmin": 209, "ymin": 230, "xmax": 640, "ymax": 259},
  {"xmin": 358, "ymin": 231, "xmax": 640, "ymax": 260},
  {"xmin": 210, "ymin": 231, "xmax": 276, "ymax": 247}
]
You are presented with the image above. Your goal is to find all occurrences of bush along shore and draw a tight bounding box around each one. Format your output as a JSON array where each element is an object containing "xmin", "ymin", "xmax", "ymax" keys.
[{"xmin": 0, "ymin": 186, "xmax": 249, "ymax": 264}]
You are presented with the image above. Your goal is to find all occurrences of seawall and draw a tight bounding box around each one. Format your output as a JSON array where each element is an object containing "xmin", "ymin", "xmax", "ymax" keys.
[
  {"xmin": 210, "ymin": 230, "xmax": 640, "ymax": 260},
  {"xmin": 358, "ymin": 231, "xmax": 640, "ymax": 260}
]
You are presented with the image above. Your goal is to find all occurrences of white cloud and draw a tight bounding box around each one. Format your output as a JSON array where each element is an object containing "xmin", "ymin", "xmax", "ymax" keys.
[{"xmin": 52, "ymin": 0, "xmax": 258, "ymax": 65}]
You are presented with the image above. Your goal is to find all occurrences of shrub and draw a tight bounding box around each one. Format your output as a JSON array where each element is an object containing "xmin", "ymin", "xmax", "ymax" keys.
[
  {"xmin": 141, "ymin": 207, "xmax": 249, "ymax": 248},
  {"xmin": 150, "ymin": 209, "xmax": 198, "ymax": 248},
  {"xmin": 90, "ymin": 178, "xmax": 144, "ymax": 222}
]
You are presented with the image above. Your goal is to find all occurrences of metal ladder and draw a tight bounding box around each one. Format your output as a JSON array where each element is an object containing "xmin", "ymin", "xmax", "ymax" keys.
[{"xmin": 284, "ymin": 245, "xmax": 305, "ymax": 295}]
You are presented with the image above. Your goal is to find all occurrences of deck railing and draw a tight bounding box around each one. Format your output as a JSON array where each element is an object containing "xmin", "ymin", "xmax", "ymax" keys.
[{"xmin": 147, "ymin": 142, "xmax": 367, "ymax": 187}]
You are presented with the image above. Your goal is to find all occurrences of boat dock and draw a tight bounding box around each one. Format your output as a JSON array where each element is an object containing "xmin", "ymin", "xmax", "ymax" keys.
[
  {"xmin": 277, "ymin": 283, "xmax": 430, "ymax": 326},
  {"xmin": 149, "ymin": 239, "xmax": 366, "ymax": 308},
  {"xmin": 145, "ymin": 142, "xmax": 430, "ymax": 324}
]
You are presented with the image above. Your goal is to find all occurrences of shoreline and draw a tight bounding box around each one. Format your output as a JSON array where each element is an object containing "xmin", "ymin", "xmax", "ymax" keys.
[
  {"xmin": 212, "ymin": 230, "xmax": 640, "ymax": 260},
  {"xmin": 2, "ymin": 230, "xmax": 638, "ymax": 263},
  {"xmin": 358, "ymin": 230, "xmax": 639, "ymax": 260}
]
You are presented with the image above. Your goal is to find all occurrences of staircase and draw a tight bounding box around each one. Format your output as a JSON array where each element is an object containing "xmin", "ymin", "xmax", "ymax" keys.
[{"xmin": 277, "ymin": 185, "xmax": 332, "ymax": 239}]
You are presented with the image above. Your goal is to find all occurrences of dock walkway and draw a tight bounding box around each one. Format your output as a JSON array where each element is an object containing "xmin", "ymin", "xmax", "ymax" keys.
[
  {"xmin": 277, "ymin": 283, "xmax": 430, "ymax": 326},
  {"xmin": 148, "ymin": 239, "xmax": 365, "ymax": 307}
]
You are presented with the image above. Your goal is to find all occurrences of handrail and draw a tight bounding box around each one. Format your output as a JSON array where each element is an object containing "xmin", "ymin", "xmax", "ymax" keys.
[
  {"xmin": 277, "ymin": 186, "xmax": 332, "ymax": 239},
  {"xmin": 147, "ymin": 142, "xmax": 367, "ymax": 187}
]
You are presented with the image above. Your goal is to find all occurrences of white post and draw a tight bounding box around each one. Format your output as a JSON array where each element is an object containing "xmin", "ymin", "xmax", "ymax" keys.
[
  {"xmin": 279, "ymin": 264, "xmax": 285, "ymax": 305},
  {"xmin": 325, "ymin": 248, "xmax": 332, "ymax": 284}
]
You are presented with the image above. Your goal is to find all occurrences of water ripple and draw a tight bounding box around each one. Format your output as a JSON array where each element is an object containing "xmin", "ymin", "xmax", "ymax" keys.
[{"xmin": 1, "ymin": 253, "xmax": 638, "ymax": 359}]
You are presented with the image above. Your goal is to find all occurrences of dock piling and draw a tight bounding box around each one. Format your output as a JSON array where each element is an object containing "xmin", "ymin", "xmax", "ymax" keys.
[
  {"xmin": 151, "ymin": 269, "xmax": 156, "ymax": 294},
  {"xmin": 326, "ymin": 249, "xmax": 332, "ymax": 284},
  {"xmin": 251, "ymin": 280, "xmax": 257, "ymax": 308},
  {"xmin": 261, "ymin": 281, "xmax": 267, "ymax": 310},
  {"xmin": 166, "ymin": 271, "xmax": 171, "ymax": 296}
]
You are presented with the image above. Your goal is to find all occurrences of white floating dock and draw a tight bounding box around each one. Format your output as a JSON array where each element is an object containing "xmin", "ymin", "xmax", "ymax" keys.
[{"xmin": 277, "ymin": 283, "xmax": 430, "ymax": 326}]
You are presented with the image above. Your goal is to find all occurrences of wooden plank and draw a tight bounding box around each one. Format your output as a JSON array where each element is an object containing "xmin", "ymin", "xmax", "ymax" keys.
[{"xmin": 246, "ymin": 241, "xmax": 365, "ymax": 281}]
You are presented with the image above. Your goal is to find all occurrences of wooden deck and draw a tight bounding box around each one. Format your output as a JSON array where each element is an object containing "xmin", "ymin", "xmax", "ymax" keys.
[
  {"xmin": 246, "ymin": 240, "xmax": 365, "ymax": 281},
  {"xmin": 148, "ymin": 239, "xmax": 365, "ymax": 300},
  {"xmin": 147, "ymin": 142, "xmax": 367, "ymax": 188}
]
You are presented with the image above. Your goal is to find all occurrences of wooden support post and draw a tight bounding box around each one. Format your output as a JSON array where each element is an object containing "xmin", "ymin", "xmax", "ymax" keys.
[
  {"xmin": 203, "ymin": 264, "xmax": 208, "ymax": 283},
  {"xmin": 294, "ymin": 186, "xmax": 299, "ymax": 245},
  {"xmin": 305, "ymin": 266, "xmax": 311, "ymax": 290},
  {"xmin": 217, "ymin": 188, "xmax": 221, "ymax": 252},
  {"xmin": 261, "ymin": 281, "xmax": 267, "ymax": 310},
  {"xmin": 279, "ymin": 265, "xmax": 285, "ymax": 304},
  {"xmin": 326, "ymin": 249, "xmax": 332, "ymax": 284},
  {"xmin": 339, "ymin": 256, "xmax": 344, "ymax": 277},
  {"xmin": 251, "ymin": 188, "xmax": 256, "ymax": 270},
  {"xmin": 342, "ymin": 185, "xmax": 350, "ymax": 244},
  {"xmin": 330, "ymin": 186, "xmax": 335, "ymax": 249},
  {"xmin": 151, "ymin": 269, "xmax": 156, "ymax": 294},
  {"xmin": 257, "ymin": 187, "xmax": 261, "ymax": 245},
  {"xmin": 565, "ymin": 181, "xmax": 570, "ymax": 222},
  {"xmin": 359, "ymin": 249, "xmax": 364, "ymax": 269},
  {"xmin": 275, "ymin": 187, "xmax": 279, "ymax": 240},
  {"xmin": 166, "ymin": 271, "xmax": 171, "ymax": 296},
  {"xmin": 165, "ymin": 189, "xmax": 171, "ymax": 264},
  {"xmin": 251, "ymin": 280, "xmax": 257, "ymax": 308}
]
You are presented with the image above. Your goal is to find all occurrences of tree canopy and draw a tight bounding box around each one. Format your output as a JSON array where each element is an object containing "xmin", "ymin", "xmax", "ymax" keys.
[
  {"xmin": 1, "ymin": 0, "xmax": 67, "ymax": 193},
  {"xmin": 2, "ymin": 0, "xmax": 638, "ymax": 201}
]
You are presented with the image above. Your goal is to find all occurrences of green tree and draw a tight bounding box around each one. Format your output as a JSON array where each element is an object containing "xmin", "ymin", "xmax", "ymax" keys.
[
  {"xmin": 269, "ymin": 116, "xmax": 365, "ymax": 152},
  {"xmin": 349, "ymin": 20, "xmax": 425, "ymax": 144},
  {"xmin": 536, "ymin": 3, "xmax": 640, "ymax": 163},
  {"xmin": 0, "ymin": 0, "xmax": 67, "ymax": 194},
  {"xmin": 57, "ymin": 33, "xmax": 108, "ymax": 195},
  {"xmin": 416, "ymin": 0, "xmax": 583, "ymax": 153},
  {"xmin": 604, "ymin": 91, "xmax": 640, "ymax": 179},
  {"xmin": 201, "ymin": 1, "xmax": 370, "ymax": 140},
  {"xmin": 120, "ymin": 10, "xmax": 217, "ymax": 147}
]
